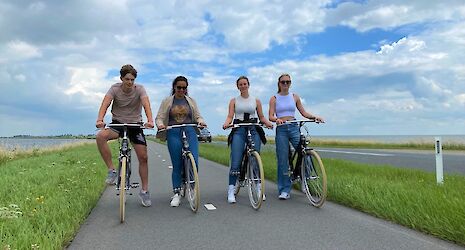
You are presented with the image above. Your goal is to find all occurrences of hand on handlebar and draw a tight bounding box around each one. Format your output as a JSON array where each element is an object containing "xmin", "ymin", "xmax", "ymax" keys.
[
  {"xmin": 275, "ymin": 118, "xmax": 285, "ymax": 125},
  {"xmin": 144, "ymin": 121, "xmax": 155, "ymax": 128},
  {"xmin": 263, "ymin": 121, "xmax": 273, "ymax": 129},
  {"xmin": 96, "ymin": 120, "xmax": 106, "ymax": 129},
  {"xmin": 313, "ymin": 116, "xmax": 325, "ymax": 123},
  {"xmin": 222, "ymin": 123, "xmax": 232, "ymax": 130},
  {"xmin": 198, "ymin": 122, "xmax": 207, "ymax": 128}
]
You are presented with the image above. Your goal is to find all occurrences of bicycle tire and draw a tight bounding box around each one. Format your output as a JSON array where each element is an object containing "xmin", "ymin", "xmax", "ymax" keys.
[
  {"xmin": 119, "ymin": 156, "xmax": 127, "ymax": 223},
  {"xmin": 185, "ymin": 153, "xmax": 200, "ymax": 212},
  {"xmin": 301, "ymin": 150, "xmax": 327, "ymax": 207},
  {"xmin": 247, "ymin": 151, "xmax": 265, "ymax": 210}
]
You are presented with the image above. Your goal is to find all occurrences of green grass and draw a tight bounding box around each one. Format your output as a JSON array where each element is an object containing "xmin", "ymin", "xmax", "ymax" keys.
[
  {"xmin": 212, "ymin": 136, "xmax": 465, "ymax": 151},
  {"xmin": 0, "ymin": 143, "xmax": 113, "ymax": 250},
  {"xmin": 199, "ymin": 143, "xmax": 465, "ymax": 245}
]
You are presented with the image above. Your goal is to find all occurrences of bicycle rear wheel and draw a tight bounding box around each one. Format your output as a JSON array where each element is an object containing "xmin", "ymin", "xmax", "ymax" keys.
[
  {"xmin": 119, "ymin": 156, "xmax": 127, "ymax": 223},
  {"xmin": 247, "ymin": 151, "xmax": 264, "ymax": 210},
  {"xmin": 185, "ymin": 153, "xmax": 200, "ymax": 212},
  {"xmin": 301, "ymin": 150, "xmax": 327, "ymax": 207}
]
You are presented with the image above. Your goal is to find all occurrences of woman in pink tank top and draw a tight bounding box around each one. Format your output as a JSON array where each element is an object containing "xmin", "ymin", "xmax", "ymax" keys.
[{"xmin": 269, "ymin": 73, "xmax": 324, "ymax": 200}]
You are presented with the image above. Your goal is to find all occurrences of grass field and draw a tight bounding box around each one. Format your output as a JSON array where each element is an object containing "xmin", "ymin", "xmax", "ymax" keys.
[
  {"xmin": 199, "ymin": 143, "xmax": 465, "ymax": 245},
  {"xmin": 0, "ymin": 142, "xmax": 112, "ymax": 250}
]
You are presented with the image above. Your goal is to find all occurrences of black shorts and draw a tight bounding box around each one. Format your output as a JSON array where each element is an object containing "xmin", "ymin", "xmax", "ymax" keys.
[{"xmin": 110, "ymin": 120, "xmax": 147, "ymax": 146}]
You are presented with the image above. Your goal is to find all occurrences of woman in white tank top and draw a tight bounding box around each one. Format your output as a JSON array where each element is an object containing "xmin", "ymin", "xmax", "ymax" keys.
[
  {"xmin": 222, "ymin": 76, "xmax": 273, "ymax": 204},
  {"xmin": 268, "ymin": 73, "xmax": 324, "ymax": 200}
]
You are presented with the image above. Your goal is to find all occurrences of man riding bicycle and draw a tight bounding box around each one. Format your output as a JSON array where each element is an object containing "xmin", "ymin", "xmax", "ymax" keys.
[{"xmin": 95, "ymin": 64, "xmax": 155, "ymax": 207}]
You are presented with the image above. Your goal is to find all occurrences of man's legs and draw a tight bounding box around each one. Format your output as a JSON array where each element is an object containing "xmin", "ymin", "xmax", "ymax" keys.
[
  {"xmin": 96, "ymin": 129, "xmax": 119, "ymax": 169},
  {"xmin": 133, "ymin": 144, "xmax": 149, "ymax": 191}
]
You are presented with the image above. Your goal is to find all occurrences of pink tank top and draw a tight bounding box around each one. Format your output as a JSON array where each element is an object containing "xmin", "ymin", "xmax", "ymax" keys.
[{"xmin": 275, "ymin": 93, "xmax": 295, "ymax": 118}]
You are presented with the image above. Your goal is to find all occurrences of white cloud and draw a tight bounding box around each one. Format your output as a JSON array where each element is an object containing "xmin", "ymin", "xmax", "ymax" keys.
[
  {"xmin": 0, "ymin": 40, "xmax": 42, "ymax": 62},
  {"xmin": 328, "ymin": 1, "xmax": 465, "ymax": 32},
  {"xmin": 1, "ymin": 1, "xmax": 465, "ymax": 136}
]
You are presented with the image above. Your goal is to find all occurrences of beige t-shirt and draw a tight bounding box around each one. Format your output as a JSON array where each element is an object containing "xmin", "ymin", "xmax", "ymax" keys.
[{"xmin": 106, "ymin": 83, "xmax": 147, "ymax": 123}]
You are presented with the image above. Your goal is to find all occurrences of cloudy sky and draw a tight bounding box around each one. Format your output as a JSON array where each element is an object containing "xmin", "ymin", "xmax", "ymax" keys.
[{"xmin": 1, "ymin": 0, "xmax": 465, "ymax": 137}]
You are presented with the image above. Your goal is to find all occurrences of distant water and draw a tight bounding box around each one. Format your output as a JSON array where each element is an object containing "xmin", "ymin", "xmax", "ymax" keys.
[
  {"xmin": 312, "ymin": 135, "xmax": 465, "ymax": 144},
  {"xmin": 0, "ymin": 138, "xmax": 93, "ymax": 150}
]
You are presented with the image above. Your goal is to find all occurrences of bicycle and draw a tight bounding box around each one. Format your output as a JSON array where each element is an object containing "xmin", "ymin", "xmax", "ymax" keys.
[
  {"xmin": 226, "ymin": 123, "xmax": 266, "ymax": 210},
  {"xmin": 279, "ymin": 119, "xmax": 327, "ymax": 207},
  {"xmin": 160, "ymin": 124, "xmax": 201, "ymax": 212},
  {"xmin": 106, "ymin": 123, "xmax": 145, "ymax": 223}
]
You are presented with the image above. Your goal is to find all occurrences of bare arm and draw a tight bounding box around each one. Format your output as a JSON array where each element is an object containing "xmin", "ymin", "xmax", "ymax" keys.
[
  {"xmin": 295, "ymin": 94, "xmax": 325, "ymax": 123},
  {"xmin": 269, "ymin": 96, "xmax": 285, "ymax": 124},
  {"xmin": 256, "ymin": 99, "xmax": 273, "ymax": 128},
  {"xmin": 222, "ymin": 98, "xmax": 235, "ymax": 129},
  {"xmin": 141, "ymin": 96, "xmax": 154, "ymax": 128},
  {"xmin": 96, "ymin": 95, "xmax": 113, "ymax": 128}
]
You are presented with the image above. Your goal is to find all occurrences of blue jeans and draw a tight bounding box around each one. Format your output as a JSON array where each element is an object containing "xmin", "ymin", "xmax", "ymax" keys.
[
  {"xmin": 275, "ymin": 123, "xmax": 300, "ymax": 194},
  {"xmin": 167, "ymin": 127, "xmax": 199, "ymax": 192},
  {"xmin": 229, "ymin": 126, "xmax": 261, "ymax": 185}
]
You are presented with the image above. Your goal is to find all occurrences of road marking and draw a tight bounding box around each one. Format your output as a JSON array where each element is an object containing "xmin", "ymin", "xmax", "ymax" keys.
[
  {"xmin": 317, "ymin": 149, "xmax": 393, "ymax": 156},
  {"xmin": 204, "ymin": 204, "xmax": 216, "ymax": 210},
  {"xmin": 168, "ymin": 165, "xmax": 172, "ymax": 169}
]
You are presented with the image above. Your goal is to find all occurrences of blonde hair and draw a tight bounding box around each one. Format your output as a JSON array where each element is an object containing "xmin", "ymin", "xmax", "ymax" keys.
[{"xmin": 277, "ymin": 73, "xmax": 291, "ymax": 93}]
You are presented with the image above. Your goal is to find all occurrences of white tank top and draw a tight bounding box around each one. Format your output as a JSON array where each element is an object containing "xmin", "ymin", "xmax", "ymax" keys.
[{"xmin": 234, "ymin": 95, "xmax": 257, "ymax": 121}]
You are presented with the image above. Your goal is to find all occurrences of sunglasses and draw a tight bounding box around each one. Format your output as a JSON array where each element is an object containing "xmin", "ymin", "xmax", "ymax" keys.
[
  {"xmin": 279, "ymin": 80, "xmax": 291, "ymax": 85},
  {"xmin": 176, "ymin": 86, "xmax": 187, "ymax": 90}
]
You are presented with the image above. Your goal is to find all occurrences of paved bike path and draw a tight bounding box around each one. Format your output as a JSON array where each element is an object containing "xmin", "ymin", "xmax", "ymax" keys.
[{"xmin": 68, "ymin": 141, "xmax": 462, "ymax": 250}]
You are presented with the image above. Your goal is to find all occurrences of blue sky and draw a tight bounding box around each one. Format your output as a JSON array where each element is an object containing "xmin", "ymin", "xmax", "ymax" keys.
[{"xmin": 1, "ymin": 0, "xmax": 465, "ymax": 137}]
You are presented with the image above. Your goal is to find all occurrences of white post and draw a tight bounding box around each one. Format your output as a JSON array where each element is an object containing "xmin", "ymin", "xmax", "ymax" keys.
[{"xmin": 435, "ymin": 137, "xmax": 444, "ymax": 184}]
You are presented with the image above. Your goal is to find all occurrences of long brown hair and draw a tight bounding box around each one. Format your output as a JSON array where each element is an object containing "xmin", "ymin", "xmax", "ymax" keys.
[{"xmin": 171, "ymin": 75, "xmax": 189, "ymax": 96}]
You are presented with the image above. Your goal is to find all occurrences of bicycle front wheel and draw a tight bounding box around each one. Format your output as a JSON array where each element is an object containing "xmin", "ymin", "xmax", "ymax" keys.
[
  {"xmin": 119, "ymin": 156, "xmax": 127, "ymax": 223},
  {"xmin": 247, "ymin": 151, "xmax": 265, "ymax": 210},
  {"xmin": 185, "ymin": 153, "xmax": 200, "ymax": 212},
  {"xmin": 301, "ymin": 150, "xmax": 327, "ymax": 207}
]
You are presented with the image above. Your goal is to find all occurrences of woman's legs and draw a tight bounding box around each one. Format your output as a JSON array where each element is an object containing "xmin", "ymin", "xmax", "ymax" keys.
[
  {"xmin": 229, "ymin": 127, "xmax": 247, "ymax": 185},
  {"xmin": 167, "ymin": 128, "xmax": 183, "ymax": 193},
  {"xmin": 275, "ymin": 125, "xmax": 291, "ymax": 195}
]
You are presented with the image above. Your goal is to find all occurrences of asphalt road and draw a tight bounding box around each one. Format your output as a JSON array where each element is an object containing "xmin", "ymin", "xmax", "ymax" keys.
[
  {"xmin": 68, "ymin": 141, "xmax": 463, "ymax": 250},
  {"xmin": 315, "ymin": 147, "xmax": 465, "ymax": 175}
]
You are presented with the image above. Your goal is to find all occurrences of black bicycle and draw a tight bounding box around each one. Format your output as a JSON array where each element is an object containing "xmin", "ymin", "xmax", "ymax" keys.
[
  {"xmin": 106, "ymin": 123, "xmax": 146, "ymax": 222},
  {"xmin": 227, "ymin": 123, "xmax": 265, "ymax": 210},
  {"xmin": 279, "ymin": 119, "xmax": 327, "ymax": 207},
  {"xmin": 161, "ymin": 124, "xmax": 201, "ymax": 212}
]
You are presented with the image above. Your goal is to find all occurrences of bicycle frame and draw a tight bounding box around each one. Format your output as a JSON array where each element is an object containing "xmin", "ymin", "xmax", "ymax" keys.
[
  {"xmin": 277, "ymin": 120, "xmax": 316, "ymax": 181},
  {"xmin": 235, "ymin": 124, "xmax": 259, "ymax": 184}
]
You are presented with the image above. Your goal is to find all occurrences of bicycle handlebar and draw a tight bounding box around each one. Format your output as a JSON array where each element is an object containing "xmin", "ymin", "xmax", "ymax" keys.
[
  {"xmin": 224, "ymin": 123, "xmax": 268, "ymax": 130},
  {"xmin": 98, "ymin": 123, "xmax": 153, "ymax": 130},
  {"xmin": 158, "ymin": 123, "xmax": 204, "ymax": 132},
  {"xmin": 276, "ymin": 119, "xmax": 320, "ymax": 126}
]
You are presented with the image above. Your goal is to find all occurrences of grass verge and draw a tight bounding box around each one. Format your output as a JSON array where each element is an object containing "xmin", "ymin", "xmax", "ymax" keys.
[
  {"xmin": 199, "ymin": 143, "xmax": 465, "ymax": 245},
  {"xmin": 0, "ymin": 143, "xmax": 113, "ymax": 250}
]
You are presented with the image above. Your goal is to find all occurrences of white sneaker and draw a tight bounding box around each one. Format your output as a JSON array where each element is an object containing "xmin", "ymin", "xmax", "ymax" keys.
[
  {"xmin": 257, "ymin": 184, "xmax": 266, "ymax": 201},
  {"xmin": 278, "ymin": 192, "xmax": 290, "ymax": 200},
  {"xmin": 170, "ymin": 193, "xmax": 181, "ymax": 207},
  {"xmin": 227, "ymin": 185, "xmax": 236, "ymax": 203}
]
